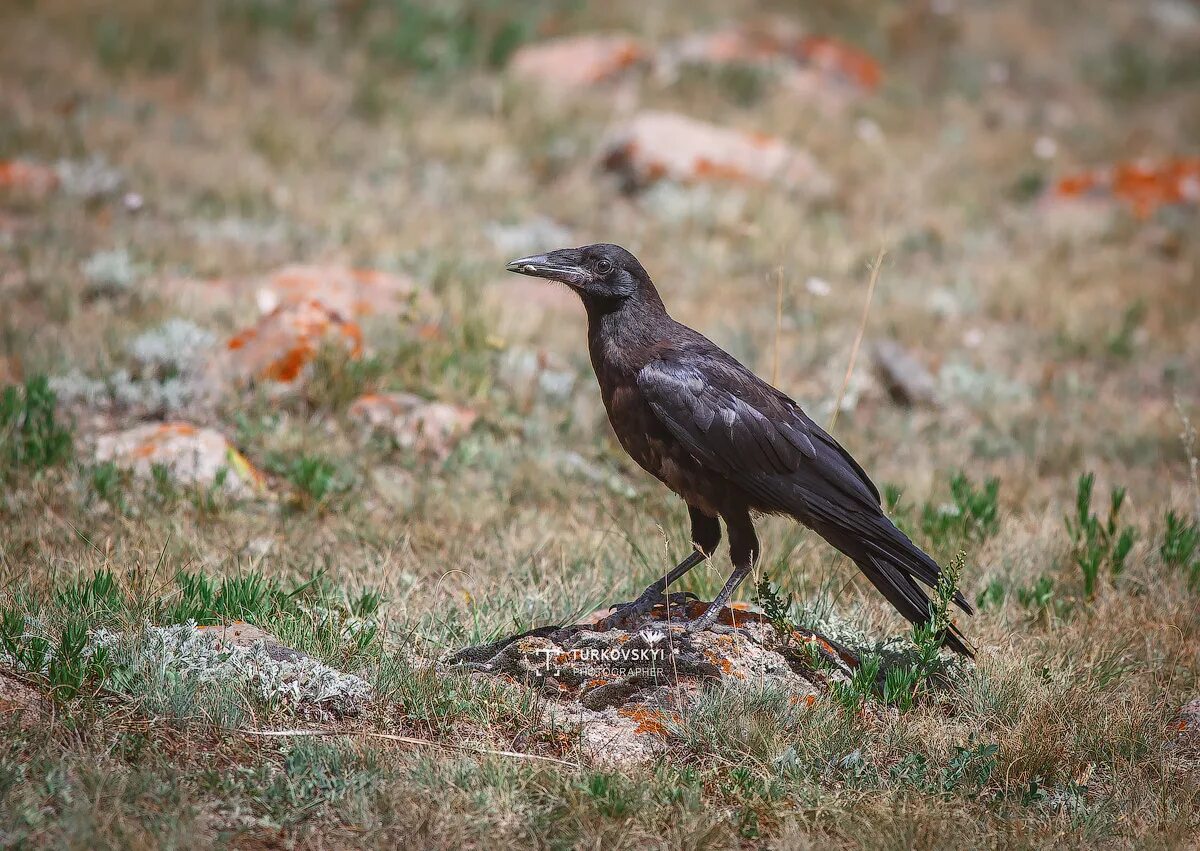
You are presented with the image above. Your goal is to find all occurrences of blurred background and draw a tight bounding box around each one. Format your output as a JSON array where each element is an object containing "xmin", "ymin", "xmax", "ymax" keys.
[
  {"xmin": 2, "ymin": 1, "xmax": 1200, "ymax": 845},
  {"xmin": 2, "ymin": 0, "xmax": 1200, "ymax": 655}
]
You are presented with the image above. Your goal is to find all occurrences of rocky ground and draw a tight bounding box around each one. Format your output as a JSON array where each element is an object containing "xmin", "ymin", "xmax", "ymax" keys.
[{"xmin": 1, "ymin": 0, "xmax": 1199, "ymax": 848}]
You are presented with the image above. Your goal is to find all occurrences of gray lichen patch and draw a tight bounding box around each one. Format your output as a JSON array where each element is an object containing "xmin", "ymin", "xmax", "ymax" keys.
[{"xmin": 100, "ymin": 623, "xmax": 372, "ymax": 719}]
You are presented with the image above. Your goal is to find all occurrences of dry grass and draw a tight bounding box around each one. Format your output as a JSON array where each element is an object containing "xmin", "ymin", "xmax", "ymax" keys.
[{"xmin": 2, "ymin": 0, "xmax": 1199, "ymax": 847}]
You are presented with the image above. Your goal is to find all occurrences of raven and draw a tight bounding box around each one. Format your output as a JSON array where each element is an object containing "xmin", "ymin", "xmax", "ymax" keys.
[{"xmin": 506, "ymin": 243, "xmax": 973, "ymax": 656}]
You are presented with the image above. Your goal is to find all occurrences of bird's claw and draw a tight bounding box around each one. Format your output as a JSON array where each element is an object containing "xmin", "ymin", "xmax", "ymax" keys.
[{"xmin": 599, "ymin": 600, "xmax": 655, "ymax": 631}]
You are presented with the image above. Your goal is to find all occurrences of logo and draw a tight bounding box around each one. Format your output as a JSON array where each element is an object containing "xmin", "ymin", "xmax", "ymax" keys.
[{"xmin": 532, "ymin": 632, "xmax": 676, "ymax": 679}]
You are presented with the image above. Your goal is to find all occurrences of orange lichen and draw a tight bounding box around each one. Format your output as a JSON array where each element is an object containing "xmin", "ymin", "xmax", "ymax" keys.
[
  {"xmin": 1050, "ymin": 157, "xmax": 1200, "ymax": 218},
  {"xmin": 704, "ymin": 650, "xmax": 738, "ymax": 677},
  {"xmin": 617, "ymin": 706, "xmax": 675, "ymax": 737},
  {"xmin": 130, "ymin": 423, "xmax": 200, "ymax": 458},
  {"xmin": 693, "ymin": 156, "xmax": 751, "ymax": 181},
  {"xmin": 795, "ymin": 36, "xmax": 882, "ymax": 91},
  {"xmin": 510, "ymin": 35, "xmax": 646, "ymax": 89},
  {"xmin": 0, "ymin": 159, "xmax": 58, "ymax": 195},
  {"xmin": 263, "ymin": 344, "xmax": 314, "ymax": 383},
  {"xmin": 257, "ymin": 265, "xmax": 426, "ymax": 319},
  {"xmin": 226, "ymin": 299, "xmax": 364, "ymax": 384}
]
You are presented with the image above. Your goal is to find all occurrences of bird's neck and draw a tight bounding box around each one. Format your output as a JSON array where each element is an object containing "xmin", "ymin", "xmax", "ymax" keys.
[{"xmin": 583, "ymin": 285, "xmax": 670, "ymax": 372}]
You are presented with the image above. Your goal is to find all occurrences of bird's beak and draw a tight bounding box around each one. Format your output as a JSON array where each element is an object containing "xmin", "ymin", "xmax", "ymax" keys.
[{"xmin": 505, "ymin": 253, "xmax": 586, "ymax": 287}]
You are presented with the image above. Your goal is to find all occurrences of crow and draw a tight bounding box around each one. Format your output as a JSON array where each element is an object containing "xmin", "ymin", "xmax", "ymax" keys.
[{"xmin": 506, "ymin": 243, "xmax": 973, "ymax": 656}]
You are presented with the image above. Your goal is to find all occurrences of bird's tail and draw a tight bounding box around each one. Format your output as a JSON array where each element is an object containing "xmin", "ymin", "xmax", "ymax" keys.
[{"xmin": 818, "ymin": 514, "xmax": 975, "ymax": 658}]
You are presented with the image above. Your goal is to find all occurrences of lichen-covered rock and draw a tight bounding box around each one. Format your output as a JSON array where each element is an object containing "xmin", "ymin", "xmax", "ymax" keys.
[
  {"xmin": 115, "ymin": 622, "xmax": 371, "ymax": 719},
  {"xmin": 201, "ymin": 266, "xmax": 432, "ymax": 388},
  {"xmin": 93, "ymin": 423, "xmax": 263, "ymax": 496},
  {"xmin": 348, "ymin": 392, "xmax": 477, "ymax": 460},
  {"xmin": 1046, "ymin": 158, "xmax": 1200, "ymax": 219},
  {"xmin": 793, "ymin": 35, "xmax": 882, "ymax": 91},
  {"xmin": 601, "ymin": 111, "xmax": 833, "ymax": 193},
  {"xmin": 509, "ymin": 34, "xmax": 646, "ymax": 90},
  {"xmin": 224, "ymin": 299, "xmax": 364, "ymax": 385},
  {"xmin": 253, "ymin": 264, "xmax": 430, "ymax": 320},
  {"xmin": 0, "ymin": 159, "xmax": 58, "ymax": 199},
  {"xmin": 1179, "ymin": 698, "xmax": 1200, "ymax": 728},
  {"xmin": 166, "ymin": 265, "xmax": 432, "ymax": 322},
  {"xmin": 447, "ymin": 600, "xmax": 856, "ymax": 764}
]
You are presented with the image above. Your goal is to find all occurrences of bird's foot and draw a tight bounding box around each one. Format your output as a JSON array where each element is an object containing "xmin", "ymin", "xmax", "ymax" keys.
[
  {"xmin": 599, "ymin": 591, "xmax": 700, "ymax": 631},
  {"xmin": 598, "ymin": 598, "xmax": 658, "ymax": 631},
  {"xmin": 684, "ymin": 602, "xmax": 724, "ymax": 634}
]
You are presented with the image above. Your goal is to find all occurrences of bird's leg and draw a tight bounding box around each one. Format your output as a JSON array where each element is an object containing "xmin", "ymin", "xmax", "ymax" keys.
[
  {"xmin": 603, "ymin": 508, "xmax": 720, "ymax": 629},
  {"xmin": 687, "ymin": 512, "xmax": 758, "ymax": 633},
  {"xmin": 603, "ymin": 550, "xmax": 704, "ymax": 628}
]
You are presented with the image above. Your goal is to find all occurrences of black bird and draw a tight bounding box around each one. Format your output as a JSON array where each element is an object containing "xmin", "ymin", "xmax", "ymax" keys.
[{"xmin": 505, "ymin": 244, "xmax": 973, "ymax": 656}]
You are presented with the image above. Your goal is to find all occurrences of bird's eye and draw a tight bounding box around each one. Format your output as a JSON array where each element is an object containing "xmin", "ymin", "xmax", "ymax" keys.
[{"xmin": 593, "ymin": 259, "xmax": 613, "ymax": 275}]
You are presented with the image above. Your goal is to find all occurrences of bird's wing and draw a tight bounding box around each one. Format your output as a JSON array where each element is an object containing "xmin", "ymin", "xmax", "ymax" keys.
[
  {"xmin": 636, "ymin": 357, "xmax": 880, "ymax": 512},
  {"xmin": 638, "ymin": 355, "xmax": 973, "ymax": 627}
]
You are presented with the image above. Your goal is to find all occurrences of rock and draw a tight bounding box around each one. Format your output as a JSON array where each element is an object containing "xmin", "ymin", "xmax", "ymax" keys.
[
  {"xmin": 195, "ymin": 266, "xmax": 432, "ymax": 388},
  {"xmin": 165, "ymin": 263, "xmax": 431, "ymax": 332},
  {"xmin": 1176, "ymin": 698, "xmax": 1200, "ymax": 736},
  {"xmin": 0, "ymin": 159, "xmax": 58, "ymax": 199},
  {"xmin": 195, "ymin": 621, "xmax": 308, "ymax": 664},
  {"xmin": 1045, "ymin": 158, "xmax": 1200, "ymax": 219},
  {"xmin": 939, "ymin": 359, "xmax": 1031, "ymax": 406},
  {"xmin": 1037, "ymin": 195, "xmax": 1117, "ymax": 241},
  {"xmin": 793, "ymin": 35, "xmax": 883, "ymax": 91},
  {"xmin": 601, "ymin": 110, "xmax": 832, "ymax": 194},
  {"xmin": 447, "ymin": 599, "xmax": 856, "ymax": 764},
  {"xmin": 223, "ymin": 299, "xmax": 364, "ymax": 386},
  {"xmin": 93, "ymin": 423, "xmax": 264, "ymax": 496},
  {"xmin": 348, "ymin": 392, "xmax": 477, "ymax": 460},
  {"xmin": 871, "ymin": 338, "xmax": 940, "ymax": 407},
  {"xmin": 509, "ymin": 34, "xmax": 646, "ymax": 90},
  {"xmin": 253, "ymin": 264, "xmax": 430, "ymax": 320},
  {"xmin": 123, "ymin": 622, "xmax": 371, "ymax": 719}
]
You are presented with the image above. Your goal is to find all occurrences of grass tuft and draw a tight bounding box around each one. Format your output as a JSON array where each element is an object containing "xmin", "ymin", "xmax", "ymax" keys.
[{"xmin": 1, "ymin": 376, "xmax": 73, "ymax": 482}]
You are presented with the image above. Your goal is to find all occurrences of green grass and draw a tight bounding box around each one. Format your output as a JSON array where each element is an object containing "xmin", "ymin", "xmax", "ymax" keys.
[
  {"xmin": 1161, "ymin": 509, "xmax": 1200, "ymax": 590},
  {"xmin": 2, "ymin": 0, "xmax": 1199, "ymax": 846},
  {"xmin": 0, "ymin": 375, "xmax": 73, "ymax": 482},
  {"xmin": 1065, "ymin": 472, "xmax": 1136, "ymax": 598}
]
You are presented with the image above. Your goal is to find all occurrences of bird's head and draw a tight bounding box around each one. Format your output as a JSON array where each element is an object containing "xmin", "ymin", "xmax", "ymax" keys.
[{"xmin": 505, "ymin": 243, "xmax": 651, "ymax": 303}]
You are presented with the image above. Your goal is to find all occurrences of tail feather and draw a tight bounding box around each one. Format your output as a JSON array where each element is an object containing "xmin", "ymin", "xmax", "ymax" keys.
[
  {"xmin": 858, "ymin": 554, "xmax": 974, "ymax": 657},
  {"xmin": 815, "ymin": 514, "xmax": 975, "ymax": 658}
]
